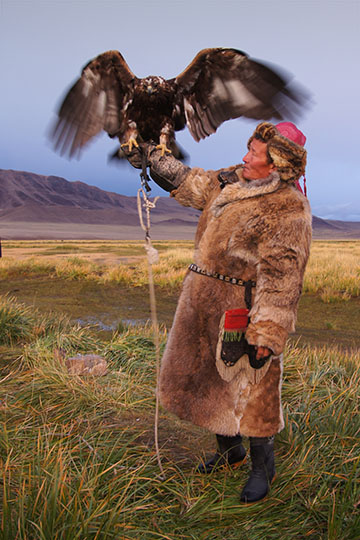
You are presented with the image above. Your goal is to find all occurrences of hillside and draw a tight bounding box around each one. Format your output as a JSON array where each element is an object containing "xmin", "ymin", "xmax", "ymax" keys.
[
  {"xmin": 0, "ymin": 169, "xmax": 359, "ymax": 239},
  {"xmin": 0, "ymin": 169, "xmax": 200, "ymax": 226}
]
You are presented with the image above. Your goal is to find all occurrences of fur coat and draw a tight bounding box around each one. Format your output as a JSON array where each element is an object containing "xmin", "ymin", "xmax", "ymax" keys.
[{"xmin": 158, "ymin": 165, "xmax": 312, "ymax": 437}]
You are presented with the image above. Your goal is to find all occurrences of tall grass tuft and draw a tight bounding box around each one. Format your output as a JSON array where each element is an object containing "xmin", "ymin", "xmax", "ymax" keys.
[
  {"xmin": 54, "ymin": 257, "xmax": 100, "ymax": 281},
  {"xmin": 0, "ymin": 296, "xmax": 35, "ymax": 345},
  {"xmin": 0, "ymin": 257, "xmax": 54, "ymax": 279}
]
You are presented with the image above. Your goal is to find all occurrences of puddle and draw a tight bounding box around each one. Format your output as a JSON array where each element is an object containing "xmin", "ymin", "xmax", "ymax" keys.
[{"xmin": 76, "ymin": 316, "xmax": 147, "ymax": 331}]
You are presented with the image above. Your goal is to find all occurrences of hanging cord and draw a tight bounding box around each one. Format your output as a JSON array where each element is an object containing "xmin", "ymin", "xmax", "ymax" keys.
[{"xmin": 136, "ymin": 167, "xmax": 165, "ymax": 480}]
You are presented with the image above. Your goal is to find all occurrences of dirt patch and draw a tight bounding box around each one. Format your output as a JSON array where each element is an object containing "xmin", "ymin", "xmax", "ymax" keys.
[
  {"xmin": 0, "ymin": 221, "xmax": 197, "ymax": 240},
  {"xmin": 292, "ymin": 295, "xmax": 360, "ymax": 351}
]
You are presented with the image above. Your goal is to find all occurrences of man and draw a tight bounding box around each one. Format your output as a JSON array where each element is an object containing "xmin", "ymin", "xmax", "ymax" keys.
[{"xmin": 125, "ymin": 121, "xmax": 312, "ymax": 503}]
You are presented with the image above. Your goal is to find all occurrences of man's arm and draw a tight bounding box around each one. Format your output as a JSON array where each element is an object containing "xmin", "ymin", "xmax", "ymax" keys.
[
  {"xmin": 124, "ymin": 143, "xmax": 218, "ymax": 211},
  {"xmin": 245, "ymin": 212, "xmax": 312, "ymax": 356}
]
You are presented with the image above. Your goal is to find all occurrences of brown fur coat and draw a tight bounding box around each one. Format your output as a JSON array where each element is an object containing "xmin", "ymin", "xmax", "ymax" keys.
[{"xmin": 158, "ymin": 165, "xmax": 312, "ymax": 437}]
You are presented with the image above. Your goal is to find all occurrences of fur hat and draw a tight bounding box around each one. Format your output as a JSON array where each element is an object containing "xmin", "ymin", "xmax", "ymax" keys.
[{"xmin": 248, "ymin": 122, "xmax": 307, "ymax": 183}]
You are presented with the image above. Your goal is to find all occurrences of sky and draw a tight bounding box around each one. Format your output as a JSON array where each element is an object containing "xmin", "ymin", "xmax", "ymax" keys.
[{"xmin": 1, "ymin": 0, "xmax": 359, "ymax": 221}]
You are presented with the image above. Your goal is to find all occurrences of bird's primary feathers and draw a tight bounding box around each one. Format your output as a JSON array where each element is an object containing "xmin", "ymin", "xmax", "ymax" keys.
[{"xmin": 52, "ymin": 48, "xmax": 306, "ymax": 159}]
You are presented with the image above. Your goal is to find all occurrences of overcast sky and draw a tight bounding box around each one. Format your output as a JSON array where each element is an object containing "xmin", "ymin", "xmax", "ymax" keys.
[{"xmin": 1, "ymin": 0, "xmax": 359, "ymax": 220}]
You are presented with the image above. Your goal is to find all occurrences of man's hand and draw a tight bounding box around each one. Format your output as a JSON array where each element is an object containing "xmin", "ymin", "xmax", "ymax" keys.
[{"xmin": 256, "ymin": 346, "xmax": 272, "ymax": 360}]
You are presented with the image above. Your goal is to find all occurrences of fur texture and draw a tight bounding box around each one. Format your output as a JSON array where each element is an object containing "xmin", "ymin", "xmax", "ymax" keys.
[{"xmin": 159, "ymin": 163, "xmax": 311, "ymax": 437}]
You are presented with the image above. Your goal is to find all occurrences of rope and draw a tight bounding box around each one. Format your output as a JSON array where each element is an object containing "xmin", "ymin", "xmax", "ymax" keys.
[{"xmin": 136, "ymin": 175, "xmax": 165, "ymax": 480}]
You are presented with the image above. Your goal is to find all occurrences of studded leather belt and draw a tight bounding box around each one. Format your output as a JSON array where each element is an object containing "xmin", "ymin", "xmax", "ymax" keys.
[{"xmin": 188, "ymin": 263, "xmax": 256, "ymax": 309}]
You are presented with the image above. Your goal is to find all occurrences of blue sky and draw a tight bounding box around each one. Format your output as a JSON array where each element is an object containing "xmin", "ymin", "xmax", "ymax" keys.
[{"xmin": 1, "ymin": 0, "xmax": 359, "ymax": 220}]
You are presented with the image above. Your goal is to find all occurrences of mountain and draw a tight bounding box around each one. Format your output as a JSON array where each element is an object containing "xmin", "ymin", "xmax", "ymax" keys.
[
  {"xmin": 0, "ymin": 169, "xmax": 359, "ymax": 239},
  {"xmin": 0, "ymin": 169, "xmax": 200, "ymax": 227},
  {"xmin": 311, "ymin": 215, "xmax": 360, "ymax": 239}
]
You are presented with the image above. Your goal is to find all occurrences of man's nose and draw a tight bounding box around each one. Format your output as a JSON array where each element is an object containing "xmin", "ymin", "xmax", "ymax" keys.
[{"xmin": 243, "ymin": 151, "xmax": 249, "ymax": 163}]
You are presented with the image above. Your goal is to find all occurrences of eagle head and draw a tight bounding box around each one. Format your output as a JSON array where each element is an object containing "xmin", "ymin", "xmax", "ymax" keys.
[{"xmin": 141, "ymin": 76, "xmax": 166, "ymax": 96}]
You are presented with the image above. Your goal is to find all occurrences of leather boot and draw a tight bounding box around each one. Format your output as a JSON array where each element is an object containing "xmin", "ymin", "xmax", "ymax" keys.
[
  {"xmin": 197, "ymin": 434, "xmax": 246, "ymax": 473},
  {"xmin": 240, "ymin": 436, "xmax": 275, "ymax": 503}
]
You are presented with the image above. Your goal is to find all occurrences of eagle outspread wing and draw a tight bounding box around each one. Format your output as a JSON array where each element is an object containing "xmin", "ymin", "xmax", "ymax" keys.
[
  {"xmin": 174, "ymin": 47, "xmax": 305, "ymax": 142},
  {"xmin": 52, "ymin": 51, "xmax": 137, "ymax": 158},
  {"xmin": 51, "ymin": 48, "xmax": 307, "ymax": 158}
]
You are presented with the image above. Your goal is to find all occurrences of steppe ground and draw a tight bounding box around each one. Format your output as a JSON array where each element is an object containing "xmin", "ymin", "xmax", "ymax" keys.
[
  {"xmin": 0, "ymin": 239, "xmax": 359, "ymax": 539},
  {"xmin": 1, "ymin": 238, "xmax": 359, "ymax": 350}
]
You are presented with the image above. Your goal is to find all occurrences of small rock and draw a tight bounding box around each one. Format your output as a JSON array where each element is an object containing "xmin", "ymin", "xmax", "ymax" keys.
[{"xmin": 65, "ymin": 354, "xmax": 108, "ymax": 376}]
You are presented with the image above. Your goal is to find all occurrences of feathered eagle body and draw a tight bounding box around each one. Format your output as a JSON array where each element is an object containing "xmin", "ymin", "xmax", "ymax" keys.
[
  {"xmin": 127, "ymin": 76, "xmax": 183, "ymax": 140},
  {"xmin": 52, "ymin": 48, "xmax": 307, "ymax": 159}
]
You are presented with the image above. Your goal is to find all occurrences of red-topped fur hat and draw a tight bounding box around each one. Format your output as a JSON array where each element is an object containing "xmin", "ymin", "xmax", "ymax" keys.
[{"xmin": 248, "ymin": 122, "xmax": 307, "ymax": 193}]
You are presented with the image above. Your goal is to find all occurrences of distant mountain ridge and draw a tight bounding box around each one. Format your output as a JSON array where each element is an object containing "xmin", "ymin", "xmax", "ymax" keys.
[
  {"xmin": 0, "ymin": 169, "xmax": 129, "ymax": 210},
  {"xmin": 0, "ymin": 169, "xmax": 359, "ymax": 238},
  {"xmin": 0, "ymin": 169, "xmax": 200, "ymax": 226}
]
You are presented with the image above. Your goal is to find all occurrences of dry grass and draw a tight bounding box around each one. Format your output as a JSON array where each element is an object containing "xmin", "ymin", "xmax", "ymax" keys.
[
  {"xmin": 303, "ymin": 241, "xmax": 360, "ymax": 301},
  {"xmin": 1, "ymin": 240, "xmax": 359, "ymax": 300}
]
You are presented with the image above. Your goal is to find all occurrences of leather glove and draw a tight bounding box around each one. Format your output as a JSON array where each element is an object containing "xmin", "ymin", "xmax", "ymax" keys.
[
  {"xmin": 122, "ymin": 142, "xmax": 190, "ymax": 193},
  {"xmin": 121, "ymin": 142, "xmax": 155, "ymax": 170}
]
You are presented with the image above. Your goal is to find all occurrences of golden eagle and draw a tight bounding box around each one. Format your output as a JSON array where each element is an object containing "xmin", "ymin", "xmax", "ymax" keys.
[{"xmin": 51, "ymin": 48, "xmax": 307, "ymax": 160}]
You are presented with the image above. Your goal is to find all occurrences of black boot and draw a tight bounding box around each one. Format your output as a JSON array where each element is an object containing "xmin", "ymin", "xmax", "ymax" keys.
[
  {"xmin": 197, "ymin": 434, "xmax": 246, "ymax": 473},
  {"xmin": 240, "ymin": 436, "xmax": 275, "ymax": 503}
]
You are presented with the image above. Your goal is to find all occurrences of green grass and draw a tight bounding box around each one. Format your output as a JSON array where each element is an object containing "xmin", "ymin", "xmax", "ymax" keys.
[
  {"xmin": 0, "ymin": 295, "xmax": 35, "ymax": 345},
  {"xmin": 0, "ymin": 296, "xmax": 359, "ymax": 539}
]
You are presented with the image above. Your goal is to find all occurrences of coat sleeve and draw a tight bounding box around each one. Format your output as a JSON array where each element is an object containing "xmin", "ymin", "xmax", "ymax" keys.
[
  {"xmin": 245, "ymin": 209, "xmax": 312, "ymax": 356},
  {"xmin": 145, "ymin": 147, "xmax": 219, "ymax": 210},
  {"xmin": 171, "ymin": 167, "xmax": 219, "ymax": 210}
]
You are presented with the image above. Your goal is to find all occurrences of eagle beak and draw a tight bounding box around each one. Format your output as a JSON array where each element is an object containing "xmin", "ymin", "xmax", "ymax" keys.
[{"xmin": 147, "ymin": 86, "xmax": 154, "ymax": 95}]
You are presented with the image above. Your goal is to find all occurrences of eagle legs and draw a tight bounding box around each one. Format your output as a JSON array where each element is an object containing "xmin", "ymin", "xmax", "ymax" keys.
[
  {"xmin": 120, "ymin": 122, "xmax": 171, "ymax": 157},
  {"xmin": 155, "ymin": 124, "xmax": 174, "ymax": 157},
  {"xmin": 119, "ymin": 121, "xmax": 141, "ymax": 153}
]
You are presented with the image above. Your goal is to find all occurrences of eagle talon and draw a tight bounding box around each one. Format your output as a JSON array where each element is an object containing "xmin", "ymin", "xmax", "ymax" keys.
[
  {"xmin": 121, "ymin": 138, "xmax": 139, "ymax": 153},
  {"xmin": 156, "ymin": 143, "xmax": 172, "ymax": 157}
]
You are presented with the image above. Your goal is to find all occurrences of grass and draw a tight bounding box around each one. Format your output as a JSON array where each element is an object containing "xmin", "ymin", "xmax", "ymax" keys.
[
  {"xmin": 304, "ymin": 241, "xmax": 360, "ymax": 302},
  {"xmin": 0, "ymin": 297, "xmax": 359, "ymax": 539},
  {"xmin": 0, "ymin": 243, "xmax": 195, "ymax": 290},
  {"xmin": 0, "ymin": 240, "xmax": 359, "ymax": 537},
  {"xmin": 0, "ymin": 239, "xmax": 359, "ymax": 349},
  {"xmin": 1, "ymin": 240, "xmax": 359, "ymax": 298},
  {"xmin": 0, "ymin": 295, "xmax": 35, "ymax": 345}
]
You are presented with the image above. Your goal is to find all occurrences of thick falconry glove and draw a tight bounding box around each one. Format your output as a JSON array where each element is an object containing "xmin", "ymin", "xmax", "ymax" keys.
[
  {"xmin": 221, "ymin": 335, "xmax": 272, "ymax": 370},
  {"xmin": 123, "ymin": 143, "xmax": 190, "ymax": 192}
]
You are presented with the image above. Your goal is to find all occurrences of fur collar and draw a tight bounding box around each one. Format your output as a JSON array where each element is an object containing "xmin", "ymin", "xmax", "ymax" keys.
[{"xmin": 212, "ymin": 168, "xmax": 282, "ymax": 217}]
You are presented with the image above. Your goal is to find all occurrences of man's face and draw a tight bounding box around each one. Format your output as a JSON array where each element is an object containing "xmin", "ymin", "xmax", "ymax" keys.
[{"xmin": 242, "ymin": 139, "xmax": 275, "ymax": 181}]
